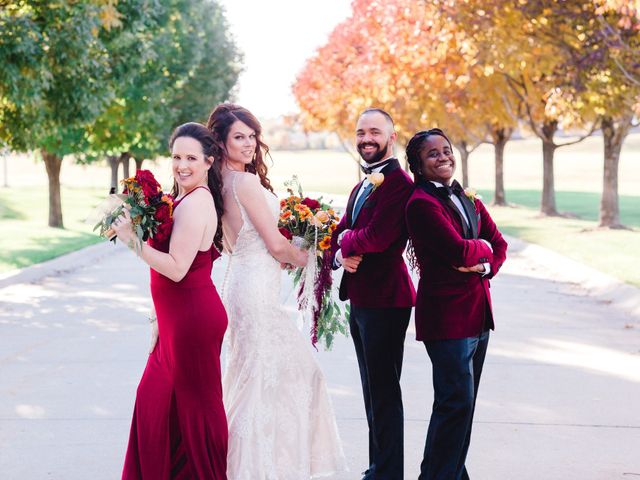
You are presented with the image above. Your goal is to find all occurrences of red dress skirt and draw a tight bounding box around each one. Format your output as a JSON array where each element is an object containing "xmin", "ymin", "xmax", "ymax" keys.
[{"xmin": 122, "ymin": 230, "xmax": 228, "ymax": 479}]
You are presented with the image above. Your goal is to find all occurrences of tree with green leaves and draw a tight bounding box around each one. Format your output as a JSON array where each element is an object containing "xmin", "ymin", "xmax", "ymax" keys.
[
  {"xmin": 0, "ymin": 1, "xmax": 117, "ymax": 227},
  {"xmin": 88, "ymin": 0, "xmax": 241, "ymax": 190}
]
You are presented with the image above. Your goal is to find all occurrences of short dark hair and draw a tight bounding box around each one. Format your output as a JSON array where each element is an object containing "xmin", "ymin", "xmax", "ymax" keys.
[{"xmin": 359, "ymin": 108, "xmax": 395, "ymax": 129}]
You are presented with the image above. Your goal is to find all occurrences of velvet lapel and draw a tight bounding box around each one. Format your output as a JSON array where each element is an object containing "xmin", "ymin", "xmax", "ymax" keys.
[
  {"xmin": 347, "ymin": 158, "xmax": 401, "ymax": 228},
  {"xmin": 457, "ymin": 189, "xmax": 479, "ymax": 239},
  {"xmin": 363, "ymin": 158, "xmax": 401, "ymax": 203},
  {"xmin": 346, "ymin": 180, "xmax": 364, "ymax": 228},
  {"xmin": 417, "ymin": 180, "xmax": 471, "ymax": 239}
]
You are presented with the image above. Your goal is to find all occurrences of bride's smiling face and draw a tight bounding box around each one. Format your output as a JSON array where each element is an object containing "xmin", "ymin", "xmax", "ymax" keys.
[{"xmin": 224, "ymin": 120, "xmax": 257, "ymax": 171}]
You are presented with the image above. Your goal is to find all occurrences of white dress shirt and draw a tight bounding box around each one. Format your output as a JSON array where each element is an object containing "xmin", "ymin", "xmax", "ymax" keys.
[
  {"xmin": 334, "ymin": 157, "xmax": 393, "ymax": 267},
  {"xmin": 431, "ymin": 181, "xmax": 491, "ymax": 276}
]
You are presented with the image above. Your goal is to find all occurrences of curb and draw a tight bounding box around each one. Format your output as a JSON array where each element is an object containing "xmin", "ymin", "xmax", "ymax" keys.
[
  {"xmin": 0, "ymin": 241, "xmax": 127, "ymax": 289},
  {"xmin": 504, "ymin": 234, "xmax": 640, "ymax": 319},
  {"xmin": 2, "ymin": 224, "xmax": 638, "ymax": 320}
]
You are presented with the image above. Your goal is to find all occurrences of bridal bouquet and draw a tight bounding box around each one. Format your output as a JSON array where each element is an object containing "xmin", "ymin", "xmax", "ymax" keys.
[
  {"xmin": 278, "ymin": 176, "xmax": 349, "ymax": 349},
  {"xmin": 93, "ymin": 170, "xmax": 174, "ymax": 248}
]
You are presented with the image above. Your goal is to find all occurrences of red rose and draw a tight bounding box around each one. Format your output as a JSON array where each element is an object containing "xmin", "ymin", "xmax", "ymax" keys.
[
  {"xmin": 154, "ymin": 222, "xmax": 173, "ymax": 243},
  {"xmin": 136, "ymin": 170, "xmax": 161, "ymax": 200},
  {"xmin": 301, "ymin": 197, "xmax": 321, "ymax": 210},
  {"xmin": 154, "ymin": 202, "xmax": 172, "ymax": 224},
  {"xmin": 279, "ymin": 227, "xmax": 293, "ymax": 240},
  {"xmin": 153, "ymin": 200, "xmax": 173, "ymax": 242}
]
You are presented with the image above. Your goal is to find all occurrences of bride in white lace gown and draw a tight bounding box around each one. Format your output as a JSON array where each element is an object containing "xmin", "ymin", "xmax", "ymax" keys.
[{"xmin": 208, "ymin": 104, "xmax": 347, "ymax": 480}]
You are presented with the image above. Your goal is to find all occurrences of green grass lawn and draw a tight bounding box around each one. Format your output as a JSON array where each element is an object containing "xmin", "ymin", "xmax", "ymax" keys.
[
  {"xmin": 478, "ymin": 189, "xmax": 640, "ymax": 287},
  {"xmin": 1, "ymin": 137, "xmax": 639, "ymax": 287},
  {"xmin": 0, "ymin": 186, "xmax": 105, "ymax": 273}
]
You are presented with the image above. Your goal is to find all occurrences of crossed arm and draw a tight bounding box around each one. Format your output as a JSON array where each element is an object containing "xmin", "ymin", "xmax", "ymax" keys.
[{"xmin": 405, "ymin": 197, "xmax": 495, "ymax": 269}]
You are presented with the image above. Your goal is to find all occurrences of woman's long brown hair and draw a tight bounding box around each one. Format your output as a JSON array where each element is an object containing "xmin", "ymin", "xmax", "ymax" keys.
[{"xmin": 206, "ymin": 103, "xmax": 274, "ymax": 193}]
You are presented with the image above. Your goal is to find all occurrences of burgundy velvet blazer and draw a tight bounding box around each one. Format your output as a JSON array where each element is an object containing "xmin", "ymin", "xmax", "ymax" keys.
[
  {"xmin": 405, "ymin": 184, "xmax": 507, "ymax": 341},
  {"xmin": 331, "ymin": 159, "xmax": 416, "ymax": 308}
]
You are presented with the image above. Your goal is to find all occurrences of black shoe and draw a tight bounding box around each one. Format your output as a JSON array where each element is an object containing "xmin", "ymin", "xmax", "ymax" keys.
[{"xmin": 361, "ymin": 466, "xmax": 375, "ymax": 479}]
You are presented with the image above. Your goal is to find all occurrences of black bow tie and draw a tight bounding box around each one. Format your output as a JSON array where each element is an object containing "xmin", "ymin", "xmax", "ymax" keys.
[
  {"xmin": 439, "ymin": 181, "xmax": 464, "ymax": 198},
  {"xmin": 361, "ymin": 160, "xmax": 391, "ymax": 175}
]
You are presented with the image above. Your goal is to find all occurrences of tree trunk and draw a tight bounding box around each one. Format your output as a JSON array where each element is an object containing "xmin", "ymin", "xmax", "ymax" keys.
[
  {"xmin": 599, "ymin": 114, "xmax": 632, "ymax": 228},
  {"xmin": 491, "ymin": 128, "xmax": 511, "ymax": 206},
  {"xmin": 42, "ymin": 149, "xmax": 64, "ymax": 228},
  {"xmin": 121, "ymin": 152, "xmax": 131, "ymax": 179},
  {"xmin": 540, "ymin": 120, "xmax": 559, "ymax": 216},
  {"xmin": 108, "ymin": 155, "xmax": 121, "ymax": 191},
  {"xmin": 455, "ymin": 141, "xmax": 470, "ymax": 187},
  {"xmin": 135, "ymin": 157, "xmax": 144, "ymax": 171}
]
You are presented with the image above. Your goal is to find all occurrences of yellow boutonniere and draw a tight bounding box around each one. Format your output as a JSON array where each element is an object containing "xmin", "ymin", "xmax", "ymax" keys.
[
  {"xmin": 367, "ymin": 172, "xmax": 384, "ymax": 190},
  {"xmin": 464, "ymin": 187, "xmax": 482, "ymax": 201}
]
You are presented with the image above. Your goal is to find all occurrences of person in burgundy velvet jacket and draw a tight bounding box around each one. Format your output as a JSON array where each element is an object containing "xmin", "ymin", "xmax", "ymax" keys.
[
  {"xmin": 330, "ymin": 108, "xmax": 415, "ymax": 480},
  {"xmin": 404, "ymin": 128, "xmax": 507, "ymax": 480}
]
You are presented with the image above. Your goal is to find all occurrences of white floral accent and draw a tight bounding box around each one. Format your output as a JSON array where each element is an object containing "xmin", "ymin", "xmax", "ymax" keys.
[
  {"xmin": 367, "ymin": 172, "xmax": 384, "ymax": 189},
  {"xmin": 464, "ymin": 187, "xmax": 482, "ymax": 201}
]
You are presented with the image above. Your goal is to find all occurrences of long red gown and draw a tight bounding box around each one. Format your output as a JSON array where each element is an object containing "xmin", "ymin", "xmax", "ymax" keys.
[{"xmin": 122, "ymin": 190, "xmax": 228, "ymax": 479}]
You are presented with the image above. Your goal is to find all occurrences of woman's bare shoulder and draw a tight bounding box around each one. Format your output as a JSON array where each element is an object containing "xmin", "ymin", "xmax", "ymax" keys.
[
  {"xmin": 234, "ymin": 172, "xmax": 262, "ymax": 197},
  {"xmin": 177, "ymin": 187, "xmax": 214, "ymax": 213}
]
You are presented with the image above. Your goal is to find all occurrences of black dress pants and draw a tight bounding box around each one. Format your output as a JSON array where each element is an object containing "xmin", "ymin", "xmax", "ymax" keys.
[
  {"xmin": 350, "ymin": 305, "xmax": 411, "ymax": 480},
  {"xmin": 419, "ymin": 331, "xmax": 490, "ymax": 480}
]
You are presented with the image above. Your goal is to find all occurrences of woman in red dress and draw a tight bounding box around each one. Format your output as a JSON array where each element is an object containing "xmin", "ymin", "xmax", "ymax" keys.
[{"xmin": 112, "ymin": 122, "xmax": 228, "ymax": 479}]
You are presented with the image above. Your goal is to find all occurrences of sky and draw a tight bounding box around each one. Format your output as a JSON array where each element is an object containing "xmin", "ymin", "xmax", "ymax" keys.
[{"xmin": 219, "ymin": 0, "xmax": 352, "ymax": 120}]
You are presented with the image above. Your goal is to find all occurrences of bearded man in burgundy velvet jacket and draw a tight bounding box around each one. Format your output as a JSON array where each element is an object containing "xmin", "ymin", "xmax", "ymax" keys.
[
  {"xmin": 404, "ymin": 128, "xmax": 507, "ymax": 480},
  {"xmin": 330, "ymin": 108, "xmax": 415, "ymax": 480}
]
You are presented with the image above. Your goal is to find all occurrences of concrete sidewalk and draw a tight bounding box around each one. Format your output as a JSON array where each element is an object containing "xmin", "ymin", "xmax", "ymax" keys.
[{"xmin": 1, "ymin": 239, "xmax": 639, "ymax": 479}]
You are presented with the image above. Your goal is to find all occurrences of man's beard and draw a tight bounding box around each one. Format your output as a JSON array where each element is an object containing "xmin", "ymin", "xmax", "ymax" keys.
[{"xmin": 358, "ymin": 140, "xmax": 389, "ymax": 164}]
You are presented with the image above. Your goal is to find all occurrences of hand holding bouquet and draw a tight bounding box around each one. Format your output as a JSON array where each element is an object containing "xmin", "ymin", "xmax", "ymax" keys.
[
  {"xmin": 94, "ymin": 170, "xmax": 174, "ymax": 249},
  {"xmin": 278, "ymin": 176, "xmax": 349, "ymax": 350}
]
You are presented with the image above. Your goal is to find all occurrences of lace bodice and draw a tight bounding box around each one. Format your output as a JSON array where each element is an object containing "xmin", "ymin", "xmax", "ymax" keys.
[{"xmin": 225, "ymin": 172, "xmax": 280, "ymax": 261}]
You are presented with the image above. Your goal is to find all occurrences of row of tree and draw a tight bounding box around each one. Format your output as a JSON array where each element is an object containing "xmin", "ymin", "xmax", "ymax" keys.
[
  {"xmin": 0, "ymin": 0, "xmax": 241, "ymax": 227},
  {"xmin": 293, "ymin": 0, "xmax": 640, "ymax": 228}
]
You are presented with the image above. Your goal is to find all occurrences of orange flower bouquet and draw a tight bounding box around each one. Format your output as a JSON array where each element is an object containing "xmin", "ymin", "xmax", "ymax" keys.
[{"xmin": 278, "ymin": 176, "xmax": 349, "ymax": 349}]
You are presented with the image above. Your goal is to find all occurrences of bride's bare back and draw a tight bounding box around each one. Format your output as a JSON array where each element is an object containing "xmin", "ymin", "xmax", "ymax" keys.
[
  {"xmin": 220, "ymin": 173, "xmax": 245, "ymax": 253},
  {"xmin": 220, "ymin": 170, "xmax": 307, "ymax": 267}
]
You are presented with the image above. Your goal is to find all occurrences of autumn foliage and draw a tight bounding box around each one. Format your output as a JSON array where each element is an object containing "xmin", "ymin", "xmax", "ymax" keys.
[{"xmin": 293, "ymin": 0, "xmax": 640, "ymax": 226}]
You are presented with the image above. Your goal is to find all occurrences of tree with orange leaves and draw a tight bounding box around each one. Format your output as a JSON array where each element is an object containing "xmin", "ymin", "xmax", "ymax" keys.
[{"xmin": 294, "ymin": 0, "xmax": 519, "ymax": 197}]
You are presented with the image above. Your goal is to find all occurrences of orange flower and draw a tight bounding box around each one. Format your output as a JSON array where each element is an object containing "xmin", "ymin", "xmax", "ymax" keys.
[
  {"xmin": 280, "ymin": 210, "xmax": 292, "ymax": 221},
  {"xmin": 299, "ymin": 209, "xmax": 313, "ymax": 221},
  {"xmin": 161, "ymin": 195, "xmax": 174, "ymax": 217},
  {"xmin": 328, "ymin": 223, "xmax": 337, "ymax": 234},
  {"xmin": 318, "ymin": 235, "xmax": 332, "ymax": 250},
  {"xmin": 280, "ymin": 199, "xmax": 287, "ymax": 208}
]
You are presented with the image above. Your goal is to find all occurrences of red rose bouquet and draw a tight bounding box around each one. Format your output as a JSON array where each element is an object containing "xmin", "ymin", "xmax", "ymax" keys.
[
  {"xmin": 94, "ymin": 170, "xmax": 174, "ymax": 247},
  {"xmin": 278, "ymin": 176, "xmax": 349, "ymax": 349}
]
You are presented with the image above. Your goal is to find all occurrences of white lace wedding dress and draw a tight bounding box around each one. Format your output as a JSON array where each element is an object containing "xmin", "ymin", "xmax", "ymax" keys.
[{"xmin": 221, "ymin": 173, "xmax": 347, "ymax": 480}]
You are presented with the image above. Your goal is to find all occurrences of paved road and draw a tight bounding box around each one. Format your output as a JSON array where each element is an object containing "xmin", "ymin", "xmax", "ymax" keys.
[{"xmin": 1, "ymin": 239, "xmax": 639, "ymax": 479}]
